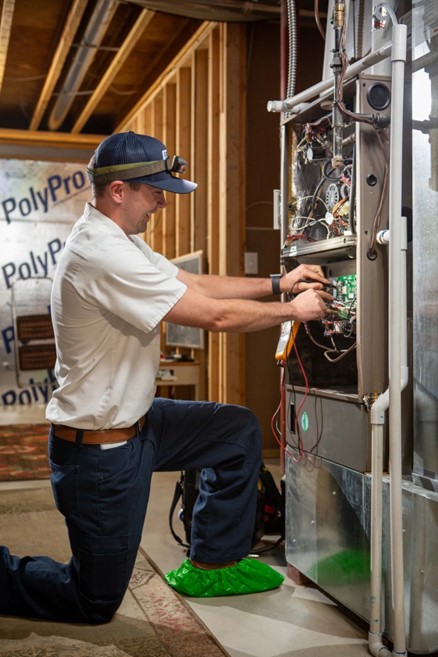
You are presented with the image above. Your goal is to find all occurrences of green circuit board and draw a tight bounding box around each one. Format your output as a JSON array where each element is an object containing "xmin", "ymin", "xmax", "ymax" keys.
[{"xmin": 330, "ymin": 274, "xmax": 357, "ymax": 305}]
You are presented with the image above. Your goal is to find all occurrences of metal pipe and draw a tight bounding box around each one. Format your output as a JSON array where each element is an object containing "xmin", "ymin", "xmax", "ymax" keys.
[
  {"xmin": 279, "ymin": 0, "xmax": 290, "ymax": 244},
  {"xmin": 278, "ymin": 2, "xmax": 295, "ymax": 469},
  {"xmin": 367, "ymin": 8, "xmax": 409, "ymax": 655},
  {"xmin": 279, "ymin": 123, "xmax": 288, "ymax": 473},
  {"xmin": 369, "ymin": 389, "xmax": 391, "ymax": 657},
  {"xmin": 370, "ymin": 0, "xmax": 397, "ymax": 76},
  {"xmin": 369, "ymin": 15, "xmax": 409, "ymax": 657},
  {"xmin": 370, "ymin": 216, "xmax": 408, "ymax": 657},
  {"xmin": 267, "ymin": 41, "xmax": 392, "ymax": 115},
  {"xmin": 322, "ymin": 0, "xmax": 335, "ymax": 81},
  {"xmin": 331, "ymin": 0, "xmax": 345, "ymax": 164},
  {"xmin": 48, "ymin": 0, "xmax": 118, "ymax": 131},
  {"xmin": 279, "ymin": 126, "xmax": 288, "ymax": 242},
  {"xmin": 387, "ymin": 20, "xmax": 408, "ymax": 657}
]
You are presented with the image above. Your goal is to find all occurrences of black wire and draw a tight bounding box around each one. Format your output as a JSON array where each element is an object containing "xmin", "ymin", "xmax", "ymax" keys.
[
  {"xmin": 309, "ymin": 165, "xmax": 331, "ymax": 217},
  {"xmin": 168, "ymin": 478, "xmax": 191, "ymax": 548},
  {"xmin": 309, "ymin": 394, "xmax": 324, "ymax": 455},
  {"xmin": 250, "ymin": 535, "xmax": 285, "ymax": 555},
  {"xmin": 323, "ymin": 159, "xmax": 342, "ymax": 181},
  {"xmin": 349, "ymin": 145, "xmax": 357, "ymax": 234}
]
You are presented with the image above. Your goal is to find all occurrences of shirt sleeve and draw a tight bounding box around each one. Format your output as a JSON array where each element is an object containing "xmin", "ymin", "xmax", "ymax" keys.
[{"xmin": 77, "ymin": 238, "xmax": 187, "ymax": 332}]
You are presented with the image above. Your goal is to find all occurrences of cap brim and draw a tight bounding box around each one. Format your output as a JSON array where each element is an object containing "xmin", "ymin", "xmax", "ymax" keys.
[{"xmin": 128, "ymin": 173, "xmax": 197, "ymax": 194}]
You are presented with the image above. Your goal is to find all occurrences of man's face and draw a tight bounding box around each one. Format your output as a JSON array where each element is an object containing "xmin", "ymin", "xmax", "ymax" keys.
[{"xmin": 122, "ymin": 182, "xmax": 167, "ymax": 234}]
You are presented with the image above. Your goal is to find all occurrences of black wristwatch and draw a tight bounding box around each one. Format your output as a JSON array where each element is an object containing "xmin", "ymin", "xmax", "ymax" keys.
[{"xmin": 270, "ymin": 273, "xmax": 282, "ymax": 295}]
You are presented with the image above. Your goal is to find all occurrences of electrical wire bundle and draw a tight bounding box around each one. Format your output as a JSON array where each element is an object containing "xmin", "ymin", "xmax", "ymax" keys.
[{"xmin": 285, "ymin": 154, "xmax": 354, "ymax": 245}]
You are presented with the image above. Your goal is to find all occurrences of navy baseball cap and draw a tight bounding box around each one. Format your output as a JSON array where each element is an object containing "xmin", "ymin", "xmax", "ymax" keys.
[{"xmin": 88, "ymin": 131, "xmax": 197, "ymax": 194}]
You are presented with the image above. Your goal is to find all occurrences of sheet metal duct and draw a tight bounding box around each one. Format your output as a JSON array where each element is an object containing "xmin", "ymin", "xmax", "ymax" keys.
[
  {"xmin": 48, "ymin": 0, "xmax": 118, "ymax": 131},
  {"xmin": 127, "ymin": 0, "xmax": 280, "ymax": 22}
]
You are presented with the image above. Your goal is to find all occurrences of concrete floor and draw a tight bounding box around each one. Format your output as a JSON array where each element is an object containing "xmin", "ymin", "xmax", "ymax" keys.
[{"xmin": 0, "ymin": 405, "xmax": 372, "ymax": 657}]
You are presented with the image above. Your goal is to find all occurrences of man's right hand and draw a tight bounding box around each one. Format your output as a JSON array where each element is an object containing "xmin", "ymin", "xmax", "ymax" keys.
[{"xmin": 289, "ymin": 288, "xmax": 333, "ymax": 321}]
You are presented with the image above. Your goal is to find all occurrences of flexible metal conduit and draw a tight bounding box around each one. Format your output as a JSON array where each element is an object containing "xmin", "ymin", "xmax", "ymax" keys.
[
  {"xmin": 280, "ymin": 0, "xmax": 297, "ymax": 239},
  {"xmin": 48, "ymin": 0, "xmax": 118, "ymax": 131},
  {"xmin": 286, "ymin": 0, "xmax": 297, "ymax": 100}
]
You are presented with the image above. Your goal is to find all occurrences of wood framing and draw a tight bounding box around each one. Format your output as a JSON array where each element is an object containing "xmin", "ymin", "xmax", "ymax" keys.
[
  {"xmin": 120, "ymin": 22, "xmax": 248, "ymax": 407},
  {"xmin": 175, "ymin": 67, "xmax": 192, "ymax": 258},
  {"xmin": 217, "ymin": 23, "xmax": 246, "ymax": 405},
  {"xmin": 162, "ymin": 84, "xmax": 177, "ymax": 259}
]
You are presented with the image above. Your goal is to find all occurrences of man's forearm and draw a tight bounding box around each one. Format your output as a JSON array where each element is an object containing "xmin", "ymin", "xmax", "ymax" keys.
[
  {"xmin": 176, "ymin": 264, "xmax": 329, "ymax": 300},
  {"xmin": 178, "ymin": 271, "xmax": 274, "ymax": 299},
  {"xmin": 164, "ymin": 286, "xmax": 330, "ymax": 332}
]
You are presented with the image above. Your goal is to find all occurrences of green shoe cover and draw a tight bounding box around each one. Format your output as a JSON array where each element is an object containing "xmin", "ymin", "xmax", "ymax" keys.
[{"xmin": 164, "ymin": 558, "xmax": 285, "ymax": 597}]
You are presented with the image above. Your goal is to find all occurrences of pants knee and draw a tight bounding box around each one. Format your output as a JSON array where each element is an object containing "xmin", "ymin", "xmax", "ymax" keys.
[
  {"xmin": 232, "ymin": 405, "xmax": 262, "ymax": 451},
  {"xmin": 80, "ymin": 596, "xmax": 122, "ymax": 624}
]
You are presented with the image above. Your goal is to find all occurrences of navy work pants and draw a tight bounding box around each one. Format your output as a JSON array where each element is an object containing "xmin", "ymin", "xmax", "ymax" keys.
[{"xmin": 0, "ymin": 398, "xmax": 262, "ymax": 623}]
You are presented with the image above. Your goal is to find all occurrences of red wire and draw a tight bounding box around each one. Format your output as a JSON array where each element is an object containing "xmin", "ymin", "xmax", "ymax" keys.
[
  {"xmin": 270, "ymin": 396, "xmax": 298, "ymax": 461},
  {"xmin": 271, "ymin": 334, "xmax": 310, "ymax": 463}
]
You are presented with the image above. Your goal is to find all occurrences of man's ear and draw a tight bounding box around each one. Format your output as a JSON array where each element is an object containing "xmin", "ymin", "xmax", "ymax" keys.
[{"xmin": 108, "ymin": 180, "xmax": 125, "ymax": 203}]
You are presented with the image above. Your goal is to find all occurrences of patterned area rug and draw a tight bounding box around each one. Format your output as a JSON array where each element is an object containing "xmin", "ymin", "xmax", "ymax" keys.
[
  {"xmin": 0, "ymin": 423, "xmax": 51, "ymax": 480},
  {"xmin": 0, "ymin": 486, "xmax": 229, "ymax": 657}
]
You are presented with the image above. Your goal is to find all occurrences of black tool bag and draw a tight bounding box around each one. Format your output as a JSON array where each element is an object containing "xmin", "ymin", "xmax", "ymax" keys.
[{"xmin": 169, "ymin": 464, "xmax": 285, "ymax": 552}]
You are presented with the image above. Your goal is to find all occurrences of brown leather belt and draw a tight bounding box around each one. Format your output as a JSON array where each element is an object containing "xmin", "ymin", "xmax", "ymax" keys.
[{"xmin": 52, "ymin": 415, "xmax": 146, "ymax": 445}]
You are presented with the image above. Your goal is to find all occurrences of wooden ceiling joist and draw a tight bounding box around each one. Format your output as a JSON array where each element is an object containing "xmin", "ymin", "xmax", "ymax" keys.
[
  {"xmin": 0, "ymin": 0, "xmax": 16, "ymax": 94},
  {"xmin": 0, "ymin": 127, "xmax": 101, "ymax": 161},
  {"xmin": 117, "ymin": 21, "xmax": 214, "ymax": 132}
]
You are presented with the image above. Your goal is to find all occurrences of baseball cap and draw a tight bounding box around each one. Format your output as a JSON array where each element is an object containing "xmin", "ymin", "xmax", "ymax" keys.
[{"xmin": 88, "ymin": 131, "xmax": 197, "ymax": 194}]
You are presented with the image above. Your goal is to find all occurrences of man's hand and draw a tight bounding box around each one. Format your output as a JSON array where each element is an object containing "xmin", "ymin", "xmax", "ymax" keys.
[
  {"xmin": 288, "ymin": 288, "xmax": 333, "ymax": 322},
  {"xmin": 282, "ymin": 264, "xmax": 329, "ymax": 295}
]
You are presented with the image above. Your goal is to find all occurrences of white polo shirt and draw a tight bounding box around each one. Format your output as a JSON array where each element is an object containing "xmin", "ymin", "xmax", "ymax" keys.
[{"xmin": 45, "ymin": 202, "xmax": 186, "ymax": 429}]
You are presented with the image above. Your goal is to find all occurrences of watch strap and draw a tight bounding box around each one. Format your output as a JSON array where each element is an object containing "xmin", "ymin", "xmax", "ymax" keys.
[{"xmin": 270, "ymin": 273, "xmax": 282, "ymax": 295}]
